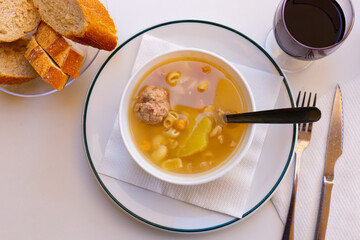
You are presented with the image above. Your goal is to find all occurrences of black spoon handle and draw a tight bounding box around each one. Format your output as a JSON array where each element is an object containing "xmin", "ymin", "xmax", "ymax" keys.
[{"xmin": 224, "ymin": 107, "xmax": 321, "ymax": 124}]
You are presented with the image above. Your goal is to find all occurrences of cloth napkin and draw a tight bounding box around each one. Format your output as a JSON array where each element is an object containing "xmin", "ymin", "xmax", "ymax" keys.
[
  {"xmin": 272, "ymin": 76, "xmax": 360, "ymax": 239},
  {"xmin": 98, "ymin": 34, "xmax": 284, "ymax": 218}
]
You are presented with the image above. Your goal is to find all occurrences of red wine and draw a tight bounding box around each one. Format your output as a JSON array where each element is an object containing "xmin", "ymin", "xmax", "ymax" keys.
[
  {"xmin": 284, "ymin": 0, "xmax": 345, "ymax": 48},
  {"xmin": 273, "ymin": 0, "xmax": 348, "ymax": 60}
]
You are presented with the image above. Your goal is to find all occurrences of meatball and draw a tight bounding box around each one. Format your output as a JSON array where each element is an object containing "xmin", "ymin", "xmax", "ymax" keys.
[{"xmin": 134, "ymin": 86, "xmax": 170, "ymax": 124}]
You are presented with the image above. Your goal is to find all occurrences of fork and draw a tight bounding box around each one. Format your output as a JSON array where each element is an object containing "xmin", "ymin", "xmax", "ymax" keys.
[{"xmin": 282, "ymin": 91, "xmax": 317, "ymax": 240}]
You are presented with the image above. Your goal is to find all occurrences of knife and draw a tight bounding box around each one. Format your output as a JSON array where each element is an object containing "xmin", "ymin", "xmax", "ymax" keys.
[{"xmin": 315, "ymin": 84, "xmax": 343, "ymax": 240}]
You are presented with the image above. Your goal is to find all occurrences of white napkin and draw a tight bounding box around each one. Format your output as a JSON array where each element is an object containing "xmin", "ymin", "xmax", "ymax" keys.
[
  {"xmin": 272, "ymin": 76, "xmax": 360, "ymax": 239},
  {"xmin": 98, "ymin": 34, "xmax": 283, "ymax": 218}
]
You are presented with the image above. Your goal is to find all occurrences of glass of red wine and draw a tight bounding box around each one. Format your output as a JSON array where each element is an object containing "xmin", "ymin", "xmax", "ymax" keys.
[{"xmin": 265, "ymin": 0, "xmax": 354, "ymax": 73}]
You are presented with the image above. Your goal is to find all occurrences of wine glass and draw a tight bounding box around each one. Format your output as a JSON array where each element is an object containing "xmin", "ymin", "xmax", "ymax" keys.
[{"xmin": 265, "ymin": 0, "xmax": 355, "ymax": 73}]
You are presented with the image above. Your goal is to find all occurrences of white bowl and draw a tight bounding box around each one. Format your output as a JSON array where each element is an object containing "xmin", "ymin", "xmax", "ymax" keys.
[{"xmin": 119, "ymin": 49, "xmax": 256, "ymax": 185}]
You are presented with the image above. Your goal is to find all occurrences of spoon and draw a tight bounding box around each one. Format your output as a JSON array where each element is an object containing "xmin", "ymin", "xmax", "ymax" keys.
[{"xmin": 223, "ymin": 107, "xmax": 321, "ymax": 124}]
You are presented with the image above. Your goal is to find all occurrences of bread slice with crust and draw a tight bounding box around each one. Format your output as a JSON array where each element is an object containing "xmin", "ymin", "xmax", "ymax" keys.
[
  {"xmin": 35, "ymin": 22, "xmax": 84, "ymax": 79},
  {"xmin": 24, "ymin": 36, "xmax": 69, "ymax": 91},
  {"xmin": 0, "ymin": 39, "xmax": 39, "ymax": 85},
  {"xmin": 0, "ymin": 0, "xmax": 40, "ymax": 42},
  {"xmin": 32, "ymin": 0, "xmax": 118, "ymax": 51}
]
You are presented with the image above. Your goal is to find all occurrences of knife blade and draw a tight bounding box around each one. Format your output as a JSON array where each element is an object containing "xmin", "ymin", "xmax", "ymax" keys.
[{"xmin": 315, "ymin": 84, "xmax": 343, "ymax": 240}]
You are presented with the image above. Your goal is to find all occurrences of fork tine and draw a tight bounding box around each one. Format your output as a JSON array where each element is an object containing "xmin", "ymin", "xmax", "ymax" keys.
[
  {"xmin": 301, "ymin": 121, "xmax": 307, "ymax": 132},
  {"xmin": 296, "ymin": 91, "xmax": 302, "ymax": 131},
  {"xmin": 296, "ymin": 91, "xmax": 301, "ymax": 107},
  {"xmin": 307, "ymin": 92, "xmax": 312, "ymax": 107},
  {"xmin": 308, "ymin": 121, "xmax": 313, "ymax": 133},
  {"xmin": 308, "ymin": 93, "xmax": 317, "ymax": 133},
  {"xmin": 313, "ymin": 93, "xmax": 317, "ymax": 107},
  {"xmin": 301, "ymin": 92, "xmax": 307, "ymax": 107},
  {"xmin": 300, "ymin": 92, "xmax": 308, "ymax": 131}
]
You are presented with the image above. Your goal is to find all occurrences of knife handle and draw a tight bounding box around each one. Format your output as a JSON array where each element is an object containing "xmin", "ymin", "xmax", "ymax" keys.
[{"xmin": 315, "ymin": 177, "xmax": 334, "ymax": 240}]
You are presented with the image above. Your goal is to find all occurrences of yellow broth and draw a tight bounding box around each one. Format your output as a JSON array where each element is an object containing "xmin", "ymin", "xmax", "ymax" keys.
[{"xmin": 128, "ymin": 58, "xmax": 248, "ymax": 175}]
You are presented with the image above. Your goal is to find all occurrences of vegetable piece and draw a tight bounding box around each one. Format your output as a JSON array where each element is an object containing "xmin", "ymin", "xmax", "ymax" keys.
[
  {"xmin": 161, "ymin": 158, "xmax": 183, "ymax": 171},
  {"xmin": 152, "ymin": 135, "xmax": 167, "ymax": 149},
  {"xmin": 201, "ymin": 65, "xmax": 211, "ymax": 74},
  {"xmin": 173, "ymin": 118, "xmax": 186, "ymax": 131},
  {"xmin": 197, "ymin": 81, "xmax": 209, "ymax": 92},
  {"xmin": 179, "ymin": 116, "xmax": 212, "ymax": 157},
  {"xmin": 151, "ymin": 145, "xmax": 168, "ymax": 162}
]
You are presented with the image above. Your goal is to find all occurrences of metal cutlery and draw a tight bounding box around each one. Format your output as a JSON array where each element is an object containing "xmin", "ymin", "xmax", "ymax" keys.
[
  {"xmin": 223, "ymin": 106, "xmax": 321, "ymax": 124},
  {"xmin": 282, "ymin": 91, "xmax": 317, "ymax": 240},
  {"xmin": 315, "ymin": 84, "xmax": 343, "ymax": 240}
]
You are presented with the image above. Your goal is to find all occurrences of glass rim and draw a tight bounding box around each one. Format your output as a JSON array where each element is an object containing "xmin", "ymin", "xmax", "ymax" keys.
[{"xmin": 280, "ymin": 0, "xmax": 355, "ymax": 51}]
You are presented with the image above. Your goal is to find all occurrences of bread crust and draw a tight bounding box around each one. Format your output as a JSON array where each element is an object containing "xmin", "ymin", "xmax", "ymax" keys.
[
  {"xmin": 61, "ymin": 46, "xmax": 84, "ymax": 79},
  {"xmin": 43, "ymin": 66, "xmax": 68, "ymax": 89},
  {"xmin": 0, "ymin": 75, "xmax": 37, "ymax": 85},
  {"xmin": 67, "ymin": 0, "xmax": 118, "ymax": 51},
  {"xmin": 35, "ymin": 22, "xmax": 84, "ymax": 79},
  {"xmin": 33, "ymin": 0, "xmax": 118, "ymax": 51},
  {"xmin": 25, "ymin": 37, "xmax": 69, "ymax": 90}
]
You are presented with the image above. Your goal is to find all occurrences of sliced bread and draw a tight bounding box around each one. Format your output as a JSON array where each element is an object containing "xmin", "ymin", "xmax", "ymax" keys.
[
  {"xmin": 35, "ymin": 22, "xmax": 84, "ymax": 79},
  {"xmin": 32, "ymin": 0, "xmax": 118, "ymax": 51},
  {"xmin": 0, "ymin": 0, "xmax": 40, "ymax": 42},
  {"xmin": 25, "ymin": 36, "xmax": 69, "ymax": 91},
  {"xmin": 0, "ymin": 39, "xmax": 39, "ymax": 85}
]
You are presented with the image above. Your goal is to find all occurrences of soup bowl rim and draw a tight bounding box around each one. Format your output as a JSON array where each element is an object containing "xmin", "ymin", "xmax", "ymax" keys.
[{"xmin": 118, "ymin": 48, "xmax": 256, "ymax": 185}]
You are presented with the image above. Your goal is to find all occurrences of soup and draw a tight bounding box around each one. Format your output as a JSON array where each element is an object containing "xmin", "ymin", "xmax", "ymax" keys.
[{"xmin": 128, "ymin": 57, "xmax": 248, "ymax": 175}]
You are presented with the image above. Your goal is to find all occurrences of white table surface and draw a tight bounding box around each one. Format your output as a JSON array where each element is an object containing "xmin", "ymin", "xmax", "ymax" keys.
[{"xmin": 1, "ymin": 1, "xmax": 359, "ymax": 239}]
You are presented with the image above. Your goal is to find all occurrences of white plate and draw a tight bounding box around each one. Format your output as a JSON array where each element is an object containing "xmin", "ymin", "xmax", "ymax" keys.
[
  {"xmin": 0, "ymin": 0, "xmax": 107, "ymax": 98},
  {"xmin": 83, "ymin": 20, "xmax": 296, "ymax": 232}
]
